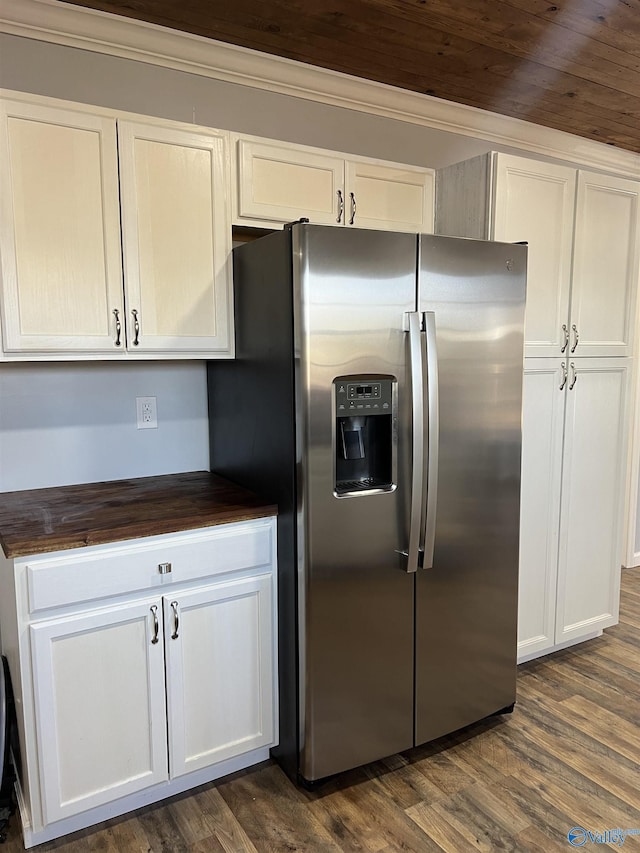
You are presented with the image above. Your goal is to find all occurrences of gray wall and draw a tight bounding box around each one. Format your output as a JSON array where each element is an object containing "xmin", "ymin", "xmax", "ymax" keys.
[
  {"xmin": 0, "ymin": 362, "xmax": 209, "ymax": 491},
  {"xmin": 0, "ymin": 34, "xmax": 489, "ymax": 168}
]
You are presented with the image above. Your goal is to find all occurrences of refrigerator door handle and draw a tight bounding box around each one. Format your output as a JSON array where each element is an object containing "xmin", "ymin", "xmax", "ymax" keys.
[
  {"xmin": 402, "ymin": 311, "xmax": 426, "ymax": 573},
  {"xmin": 422, "ymin": 311, "xmax": 439, "ymax": 569}
]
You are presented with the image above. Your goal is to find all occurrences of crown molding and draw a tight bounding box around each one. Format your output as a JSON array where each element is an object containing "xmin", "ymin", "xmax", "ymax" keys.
[{"xmin": 2, "ymin": 0, "xmax": 639, "ymax": 178}]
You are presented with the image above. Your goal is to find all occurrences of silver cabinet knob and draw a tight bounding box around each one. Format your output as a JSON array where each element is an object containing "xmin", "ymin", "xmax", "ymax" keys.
[{"xmin": 158, "ymin": 562, "xmax": 172, "ymax": 575}]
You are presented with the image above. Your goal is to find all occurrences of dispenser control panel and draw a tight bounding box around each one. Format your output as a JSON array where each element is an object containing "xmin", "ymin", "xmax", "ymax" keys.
[{"xmin": 335, "ymin": 378, "xmax": 393, "ymax": 413}]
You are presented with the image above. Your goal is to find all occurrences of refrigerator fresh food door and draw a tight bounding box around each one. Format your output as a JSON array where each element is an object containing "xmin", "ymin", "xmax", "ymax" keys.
[
  {"xmin": 292, "ymin": 224, "xmax": 417, "ymax": 781},
  {"xmin": 415, "ymin": 234, "xmax": 526, "ymax": 745}
]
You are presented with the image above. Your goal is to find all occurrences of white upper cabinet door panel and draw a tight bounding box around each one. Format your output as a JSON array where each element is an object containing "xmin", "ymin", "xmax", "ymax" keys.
[
  {"xmin": 345, "ymin": 160, "xmax": 434, "ymax": 233},
  {"xmin": 570, "ymin": 172, "xmax": 640, "ymax": 357},
  {"xmin": 118, "ymin": 121, "xmax": 233, "ymax": 355},
  {"xmin": 235, "ymin": 139, "xmax": 344, "ymax": 227},
  {"xmin": 492, "ymin": 154, "xmax": 576, "ymax": 358},
  {"xmin": 0, "ymin": 100, "xmax": 124, "ymax": 353}
]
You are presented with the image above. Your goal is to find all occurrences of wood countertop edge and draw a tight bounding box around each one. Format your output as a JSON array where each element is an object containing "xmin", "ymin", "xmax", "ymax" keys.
[{"xmin": 1, "ymin": 504, "xmax": 278, "ymax": 560}]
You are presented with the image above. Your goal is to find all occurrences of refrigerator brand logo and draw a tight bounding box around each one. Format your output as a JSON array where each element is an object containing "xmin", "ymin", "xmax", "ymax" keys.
[
  {"xmin": 567, "ymin": 826, "xmax": 640, "ymax": 847},
  {"xmin": 506, "ymin": 258, "xmax": 514, "ymax": 270}
]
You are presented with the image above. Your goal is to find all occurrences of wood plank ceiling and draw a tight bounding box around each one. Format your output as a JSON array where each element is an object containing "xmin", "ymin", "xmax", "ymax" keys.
[{"xmin": 64, "ymin": 0, "xmax": 640, "ymax": 155}]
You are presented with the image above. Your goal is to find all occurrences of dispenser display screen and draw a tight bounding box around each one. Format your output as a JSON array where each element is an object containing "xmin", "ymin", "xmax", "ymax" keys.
[{"xmin": 336, "ymin": 378, "xmax": 392, "ymax": 413}]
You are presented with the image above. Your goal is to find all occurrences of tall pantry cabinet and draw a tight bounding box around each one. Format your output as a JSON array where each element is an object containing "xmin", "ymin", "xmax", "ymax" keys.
[{"xmin": 436, "ymin": 152, "xmax": 640, "ymax": 661}]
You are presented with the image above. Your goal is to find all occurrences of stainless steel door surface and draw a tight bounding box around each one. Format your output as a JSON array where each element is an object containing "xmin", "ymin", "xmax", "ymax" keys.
[
  {"xmin": 292, "ymin": 225, "xmax": 417, "ymax": 780},
  {"xmin": 415, "ymin": 235, "xmax": 526, "ymax": 745}
]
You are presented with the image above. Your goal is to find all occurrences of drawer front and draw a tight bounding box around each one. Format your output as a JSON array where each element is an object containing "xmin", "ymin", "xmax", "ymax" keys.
[{"xmin": 26, "ymin": 519, "xmax": 274, "ymax": 614}]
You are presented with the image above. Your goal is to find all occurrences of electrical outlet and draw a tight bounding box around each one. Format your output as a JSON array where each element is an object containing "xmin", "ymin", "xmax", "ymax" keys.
[{"xmin": 136, "ymin": 396, "xmax": 158, "ymax": 430}]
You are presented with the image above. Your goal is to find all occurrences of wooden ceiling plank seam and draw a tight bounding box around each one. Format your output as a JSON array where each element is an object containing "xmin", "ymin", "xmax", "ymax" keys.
[{"xmin": 503, "ymin": 0, "xmax": 640, "ymax": 54}]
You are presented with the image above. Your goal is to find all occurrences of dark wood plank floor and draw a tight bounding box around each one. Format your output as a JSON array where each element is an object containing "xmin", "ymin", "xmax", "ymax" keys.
[{"xmin": 5, "ymin": 568, "xmax": 640, "ymax": 852}]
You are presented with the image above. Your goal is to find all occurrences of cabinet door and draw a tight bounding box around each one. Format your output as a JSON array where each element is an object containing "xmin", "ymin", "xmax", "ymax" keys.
[
  {"xmin": 345, "ymin": 160, "xmax": 434, "ymax": 232},
  {"xmin": 0, "ymin": 99, "xmax": 124, "ymax": 353},
  {"xmin": 234, "ymin": 139, "xmax": 345, "ymax": 226},
  {"xmin": 30, "ymin": 599, "xmax": 168, "ymax": 823},
  {"xmin": 570, "ymin": 172, "xmax": 640, "ymax": 357},
  {"xmin": 118, "ymin": 121, "xmax": 233, "ymax": 355},
  {"xmin": 517, "ymin": 359, "xmax": 566, "ymax": 660},
  {"xmin": 165, "ymin": 574, "xmax": 275, "ymax": 778},
  {"xmin": 556, "ymin": 358, "xmax": 628, "ymax": 643},
  {"xmin": 492, "ymin": 154, "xmax": 576, "ymax": 358}
]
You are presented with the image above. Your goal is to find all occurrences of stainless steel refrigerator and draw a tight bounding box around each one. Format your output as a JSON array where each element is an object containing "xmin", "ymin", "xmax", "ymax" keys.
[{"xmin": 208, "ymin": 223, "xmax": 526, "ymax": 784}]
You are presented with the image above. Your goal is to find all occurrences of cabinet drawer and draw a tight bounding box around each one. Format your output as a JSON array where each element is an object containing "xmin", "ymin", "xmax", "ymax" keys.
[{"xmin": 25, "ymin": 519, "xmax": 274, "ymax": 614}]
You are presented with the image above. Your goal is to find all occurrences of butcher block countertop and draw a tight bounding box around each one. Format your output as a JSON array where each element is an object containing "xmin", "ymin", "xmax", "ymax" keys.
[{"xmin": 0, "ymin": 472, "xmax": 277, "ymax": 559}]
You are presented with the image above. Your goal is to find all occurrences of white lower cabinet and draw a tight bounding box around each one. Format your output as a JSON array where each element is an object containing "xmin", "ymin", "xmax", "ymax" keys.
[
  {"xmin": 164, "ymin": 575, "xmax": 274, "ymax": 778},
  {"xmin": 0, "ymin": 518, "xmax": 277, "ymax": 847},
  {"xmin": 30, "ymin": 599, "xmax": 169, "ymax": 823},
  {"xmin": 518, "ymin": 358, "xmax": 628, "ymax": 661}
]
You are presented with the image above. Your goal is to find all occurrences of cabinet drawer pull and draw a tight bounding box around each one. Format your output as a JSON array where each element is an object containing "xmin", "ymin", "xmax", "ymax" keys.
[
  {"xmin": 349, "ymin": 192, "xmax": 356, "ymax": 225},
  {"xmin": 569, "ymin": 362, "xmax": 578, "ymax": 390},
  {"xmin": 113, "ymin": 308, "xmax": 122, "ymax": 347},
  {"xmin": 559, "ymin": 362, "xmax": 567, "ymax": 391},
  {"xmin": 336, "ymin": 189, "xmax": 344, "ymax": 223},
  {"xmin": 171, "ymin": 600, "xmax": 180, "ymax": 639},
  {"xmin": 131, "ymin": 309, "xmax": 140, "ymax": 346},
  {"xmin": 158, "ymin": 562, "xmax": 172, "ymax": 575},
  {"xmin": 571, "ymin": 324, "xmax": 579, "ymax": 353},
  {"xmin": 561, "ymin": 324, "xmax": 569, "ymax": 353},
  {"xmin": 150, "ymin": 605, "xmax": 159, "ymax": 645}
]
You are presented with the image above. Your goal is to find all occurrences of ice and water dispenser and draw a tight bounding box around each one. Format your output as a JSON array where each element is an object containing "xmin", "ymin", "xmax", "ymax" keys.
[{"xmin": 334, "ymin": 377, "xmax": 395, "ymax": 496}]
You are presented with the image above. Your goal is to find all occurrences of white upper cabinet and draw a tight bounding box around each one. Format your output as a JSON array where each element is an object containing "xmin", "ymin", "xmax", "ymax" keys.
[
  {"xmin": 0, "ymin": 97, "xmax": 233, "ymax": 359},
  {"xmin": 492, "ymin": 155, "xmax": 576, "ymax": 356},
  {"xmin": 570, "ymin": 172, "xmax": 640, "ymax": 357},
  {"xmin": 233, "ymin": 136, "xmax": 434, "ymax": 233},
  {"xmin": 118, "ymin": 121, "xmax": 232, "ymax": 354},
  {"xmin": 0, "ymin": 100, "xmax": 124, "ymax": 353},
  {"xmin": 236, "ymin": 139, "xmax": 344, "ymax": 226},
  {"xmin": 344, "ymin": 159, "xmax": 434, "ymax": 233},
  {"xmin": 436, "ymin": 152, "xmax": 640, "ymax": 358}
]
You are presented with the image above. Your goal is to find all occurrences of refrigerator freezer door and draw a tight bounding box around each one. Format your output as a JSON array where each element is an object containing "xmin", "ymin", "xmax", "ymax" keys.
[
  {"xmin": 292, "ymin": 225, "xmax": 417, "ymax": 781},
  {"xmin": 415, "ymin": 234, "xmax": 526, "ymax": 745}
]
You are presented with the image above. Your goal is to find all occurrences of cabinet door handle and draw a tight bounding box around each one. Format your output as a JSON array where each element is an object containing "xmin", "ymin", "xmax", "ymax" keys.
[
  {"xmin": 559, "ymin": 361, "xmax": 567, "ymax": 391},
  {"xmin": 113, "ymin": 308, "xmax": 122, "ymax": 347},
  {"xmin": 170, "ymin": 600, "xmax": 180, "ymax": 639},
  {"xmin": 131, "ymin": 309, "xmax": 140, "ymax": 346},
  {"xmin": 569, "ymin": 362, "xmax": 578, "ymax": 390},
  {"xmin": 150, "ymin": 605, "xmax": 159, "ymax": 645},
  {"xmin": 349, "ymin": 192, "xmax": 357, "ymax": 225},
  {"xmin": 571, "ymin": 324, "xmax": 579, "ymax": 353},
  {"xmin": 561, "ymin": 324, "xmax": 569, "ymax": 353},
  {"xmin": 336, "ymin": 190, "xmax": 344, "ymax": 223}
]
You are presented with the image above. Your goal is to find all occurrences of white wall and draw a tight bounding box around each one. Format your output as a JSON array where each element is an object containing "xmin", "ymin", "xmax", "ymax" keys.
[{"xmin": 0, "ymin": 362, "xmax": 209, "ymax": 491}]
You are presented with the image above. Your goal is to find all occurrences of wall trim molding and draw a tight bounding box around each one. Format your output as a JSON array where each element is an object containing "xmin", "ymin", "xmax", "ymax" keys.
[{"xmin": 2, "ymin": 0, "xmax": 640, "ymax": 179}]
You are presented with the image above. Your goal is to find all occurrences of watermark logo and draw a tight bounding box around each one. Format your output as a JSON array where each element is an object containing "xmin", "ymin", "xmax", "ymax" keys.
[{"xmin": 567, "ymin": 826, "xmax": 640, "ymax": 847}]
